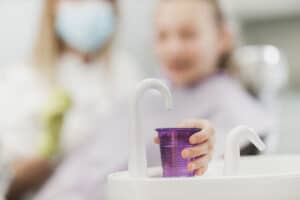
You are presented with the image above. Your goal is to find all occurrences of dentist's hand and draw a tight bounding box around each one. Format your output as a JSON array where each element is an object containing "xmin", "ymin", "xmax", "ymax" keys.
[{"xmin": 154, "ymin": 119, "xmax": 215, "ymax": 175}]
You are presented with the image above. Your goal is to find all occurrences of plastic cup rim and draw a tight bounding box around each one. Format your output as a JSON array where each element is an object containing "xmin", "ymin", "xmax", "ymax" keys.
[{"xmin": 155, "ymin": 128, "xmax": 201, "ymax": 132}]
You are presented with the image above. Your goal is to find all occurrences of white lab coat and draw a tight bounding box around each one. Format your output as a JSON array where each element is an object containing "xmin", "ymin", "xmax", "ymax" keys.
[
  {"xmin": 0, "ymin": 50, "xmax": 142, "ymax": 163},
  {"xmin": 34, "ymin": 73, "xmax": 275, "ymax": 200}
]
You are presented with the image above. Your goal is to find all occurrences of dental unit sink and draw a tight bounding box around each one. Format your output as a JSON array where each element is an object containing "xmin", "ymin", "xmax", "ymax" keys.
[{"xmin": 108, "ymin": 79, "xmax": 300, "ymax": 200}]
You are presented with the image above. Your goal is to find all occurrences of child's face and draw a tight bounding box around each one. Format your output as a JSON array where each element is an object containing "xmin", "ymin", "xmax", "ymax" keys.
[{"xmin": 155, "ymin": 0, "xmax": 227, "ymax": 87}]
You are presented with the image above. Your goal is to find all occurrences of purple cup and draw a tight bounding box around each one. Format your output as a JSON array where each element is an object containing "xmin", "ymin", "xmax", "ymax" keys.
[{"xmin": 156, "ymin": 128, "xmax": 201, "ymax": 177}]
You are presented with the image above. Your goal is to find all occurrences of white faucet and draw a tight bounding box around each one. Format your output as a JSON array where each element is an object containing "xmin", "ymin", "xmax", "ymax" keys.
[
  {"xmin": 224, "ymin": 126, "xmax": 266, "ymax": 176},
  {"xmin": 128, "ymin": 79, "xmax": 173, "ymax": 177}
]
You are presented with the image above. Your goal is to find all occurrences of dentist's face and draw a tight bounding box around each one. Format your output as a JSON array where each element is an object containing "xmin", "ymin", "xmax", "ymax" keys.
[
  {"xmin": 155, "ymin": 0, "xmax": 225, "ymax": 87},
  {"xmin": 55, "ymin": 0, "xmax": 116, "ymax": 55}
]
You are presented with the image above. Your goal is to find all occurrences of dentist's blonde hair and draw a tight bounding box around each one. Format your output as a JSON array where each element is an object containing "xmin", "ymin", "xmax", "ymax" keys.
[{"xmin": 32, "ymin": 0, "xmax": 119, "ymax": 78}]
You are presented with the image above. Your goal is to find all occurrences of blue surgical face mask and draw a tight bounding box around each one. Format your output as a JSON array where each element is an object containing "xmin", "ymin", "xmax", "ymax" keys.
[{"xmin": 56, "ymin": 1, "xmax": 116, "ymax": 54}]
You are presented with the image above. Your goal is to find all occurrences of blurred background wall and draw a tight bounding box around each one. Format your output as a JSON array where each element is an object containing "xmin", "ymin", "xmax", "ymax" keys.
[
  {"xmin": 236, "ymin": 1, "xmax": 300, "ymax": 153},
  {"xmin": 0, "ymin": 0, "xmax": 42, "ymax": 66},
  {"xmin": 0, "ymin": 0, "xmax": 299, "ymax": 153},
  {"xmin": 242, "ymin": 17, "xmax": 300, "ymax": 91}
]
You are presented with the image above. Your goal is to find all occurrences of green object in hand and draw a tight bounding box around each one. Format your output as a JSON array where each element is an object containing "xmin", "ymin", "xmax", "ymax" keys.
[{"xmin": 39, "ymin": 87, "xmax": 72, "ymax": 159}]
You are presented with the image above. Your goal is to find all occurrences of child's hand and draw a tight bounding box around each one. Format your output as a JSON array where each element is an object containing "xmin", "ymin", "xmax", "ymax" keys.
[{"xmin": 154, "ymin": 119, "xmax": 215, "ymax": 176}]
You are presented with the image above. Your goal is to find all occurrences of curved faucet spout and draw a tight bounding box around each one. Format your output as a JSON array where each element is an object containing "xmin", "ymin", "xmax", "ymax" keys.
[
  {"xmin": 129, "ymin": 79, "xmax": 173, "ymax": 177},
  {"xmin": 224, "ymin": 126, "xmax": 266, "ymax": 176}
]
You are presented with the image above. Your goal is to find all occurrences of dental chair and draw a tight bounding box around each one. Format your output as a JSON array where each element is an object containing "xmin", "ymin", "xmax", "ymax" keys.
[{"xmin": 233, "ymin": 45, "xmax": 288, "ymax": 154}]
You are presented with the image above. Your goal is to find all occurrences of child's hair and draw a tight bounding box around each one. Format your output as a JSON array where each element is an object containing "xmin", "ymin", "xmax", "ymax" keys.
[{"xmin": 203, "ymin": 0, "xmax": 236, "ymax": 72}]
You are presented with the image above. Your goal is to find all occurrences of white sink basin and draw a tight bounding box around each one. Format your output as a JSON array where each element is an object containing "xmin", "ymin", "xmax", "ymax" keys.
[
  {"xmin": 108, "ymin": 155, "xmax": 300, "ymax": 200},
  {"xmin": 108, "ymin": 79, "xmax": 300, "ymax": 200}
]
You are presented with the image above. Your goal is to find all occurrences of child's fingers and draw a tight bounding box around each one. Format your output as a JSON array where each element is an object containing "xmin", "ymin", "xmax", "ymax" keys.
[
  {"xmin": 154, "ymin": 136, "xmax": 160, "ymax": 144},
  {"xmin": 189, "ymin": 131, "xmax": 209, "ymax": 145},
  {"xmin": 195, "ymin": 165, "xmax": 208, "ymax": 176},
  {"xmin": 182, "ymin": 142, "xmax": 210, "ymax": 159},
  {"xmin": 187, "ymin": 154, "xmax": 210, "ymax": 172},
  {"xmin": 176, "ymin": 119, "xmax": 215, "ymax": 145}
]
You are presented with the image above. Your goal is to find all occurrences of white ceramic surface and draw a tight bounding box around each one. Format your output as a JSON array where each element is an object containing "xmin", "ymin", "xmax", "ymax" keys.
[{"xmin": 108, "ymin": 155, "xmax": 300, "ymax": 200}]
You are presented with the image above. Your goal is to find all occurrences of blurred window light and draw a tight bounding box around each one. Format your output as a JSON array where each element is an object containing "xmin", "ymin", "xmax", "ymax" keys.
[{"xmin": 264, "ymin": 46, "xmax": 281, "ymax": 65}]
